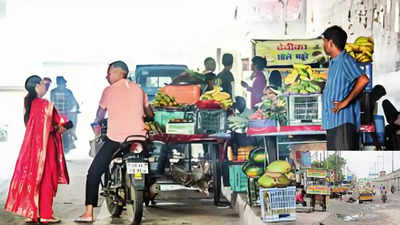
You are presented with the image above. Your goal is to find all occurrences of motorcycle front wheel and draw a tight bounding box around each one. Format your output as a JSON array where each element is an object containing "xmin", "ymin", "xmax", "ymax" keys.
[{"xmin": 126, "ymin": 174, "xmax": 144, "ymax": 225}]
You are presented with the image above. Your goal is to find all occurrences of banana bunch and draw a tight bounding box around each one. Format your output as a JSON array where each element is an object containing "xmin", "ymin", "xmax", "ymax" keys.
[
  {"xmin": 285, "ymin": 64, "xmax": 323, "ymax": 94},
  {"xmin": 154, "ymin": 91, "xmax": 180, "ymax": 108},
  {"xmin": 200, "ymin": 86, "xmax": 233, "ymax": 110},
  {"xmin": 144, "ymin": 121, "xmax": 162, "ymax": 134},
  {"xmin": 345, "ymin": 36, "xmax": 374, "ymax": 63}
]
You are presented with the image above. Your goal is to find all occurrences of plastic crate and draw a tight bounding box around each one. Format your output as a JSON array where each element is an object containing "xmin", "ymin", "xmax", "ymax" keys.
[
  {"xmin": 358, "ymin": 62, "xmax": 373, "ymax": 92},
  {"xmin": 229, "ymin": 165, "xmax": 248, "ymax": 192},
  {"xmin": 259, "ymin": 186, "xmax": 296, "ymax": 223},
  {"xmin": 287, "ymin": 94, "xmax": 322, "ymax": 126},
  {"xmin": 363, "ymin": 115, "xmax": 385, "ymax": 144},
  {"xmin": 196, "ymin": 109, "xmax": 227, "ymax": 134},
  {"xmin": 154, "ymin": 109, "xmax": 185, "ymax": 129}
]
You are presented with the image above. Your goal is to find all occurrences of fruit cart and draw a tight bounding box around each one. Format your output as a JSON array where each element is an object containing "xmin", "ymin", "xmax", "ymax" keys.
[
  {"xmin": 149, "ymin": 133, "xmax": 230, "ymax": 205},
  {"xmin": 147, "ymin": 86, "xmax": 233, "ymax": 206},
  {"xmin": 302, "ymin": 168, "xmax": 330, "ymax": 211}
]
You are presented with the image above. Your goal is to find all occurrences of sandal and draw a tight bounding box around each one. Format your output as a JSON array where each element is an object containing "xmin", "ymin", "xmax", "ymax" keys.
[
  {"xmin": 74, "ymin": 216, "xmax": 94, "ymax": 223},
  {"xmin": 40, "ymin": 217, "xmax": 61, "ymax": 224},
  {"xmin": 25, "ymin": 218, "xmax": 38, "ymax": 223}
]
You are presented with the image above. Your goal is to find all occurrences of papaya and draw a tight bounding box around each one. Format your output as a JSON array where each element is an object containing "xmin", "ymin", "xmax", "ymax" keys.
[
  {"xmin": 264, "ymin": 171, "xmax": 282, "ymax": 179},
  {"xmin": 248, "ymin": 147, "xmax": 268, "ymax": 165},
  {"xmin": 266, "ymin": 160, "xmax": 291, "ymax": 173},
  {"xmin": 258, "ymin": 174, "xmax": 276, "ymax": 188},
  {"xmin": 242, "ymin": 162, "xmax": 264, "ymax": 178},
  {"xmin": 285, "ymin": 172, "xmax": 295, "ymax": 180},
  {"xmin": 276, "ymin": 174, "xmax": 291, "ymax": 187}
]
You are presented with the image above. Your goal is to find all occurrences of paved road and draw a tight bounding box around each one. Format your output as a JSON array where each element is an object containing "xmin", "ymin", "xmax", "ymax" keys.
[
  {"xmin": 0, "ymin": 159, "xmax": 240, "ymax": 225},
  {"xmin": 319, "ymin": 192, "xmax": 400, "ymax": 225}
]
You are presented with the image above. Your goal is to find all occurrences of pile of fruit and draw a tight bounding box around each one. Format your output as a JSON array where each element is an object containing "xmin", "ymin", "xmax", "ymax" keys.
[
  {"xmin": 169, "ymin": 118, "xmax": 190, "ymax": 123},
  {"xmin": 345, "ymin": 36, "xmax": 374, "ymax": 63},
  {"xmin": 200, "ymin": 86, "xmax": 233, "ymax": 110},
  {"xmin": 153, "ymin": 91, "xmax": 182, "ymax": 108},
  {"xmin": 242, "ymin": 148, "xmax": 267, "ymax": 177},
  {"xmin": 257, "ymin": 160, "xmax": 295, "ymax": 188},
  {"xmin": 285, "ymin": 64, "xmax": 326, "ymax": 94},
  {"xmin": 144, "ymin": 121, "xmax": 162, "ymax": 134}
]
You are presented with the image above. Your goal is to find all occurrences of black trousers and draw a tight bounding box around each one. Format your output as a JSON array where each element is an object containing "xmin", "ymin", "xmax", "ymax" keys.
[
  {"xmin": 327, "ymin": 123, "xmax": 359, "ymax": 150},
  {"xmin": 85, "ymin": 136, "xmax": 120, "ymax": 206}
]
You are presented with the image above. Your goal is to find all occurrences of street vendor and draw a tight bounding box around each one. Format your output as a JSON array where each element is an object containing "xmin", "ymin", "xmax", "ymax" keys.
[
  {"xmin": 296, "ymin": 189, "xmax": 307, "ymax": 206},
  {"xmin": 203, "ymin": 57, "xmax": 217, "ymax": 92},
  {"xmin": 217, "ymin": 53, "xmax": 235, "ymax": 97},
  {"xmin": 321, "ymin": 25, "xmax": 369, "ymax": 150},
  {"xmin": 241, "ymin": 56, "xmax": 267, "ymax": 108}
]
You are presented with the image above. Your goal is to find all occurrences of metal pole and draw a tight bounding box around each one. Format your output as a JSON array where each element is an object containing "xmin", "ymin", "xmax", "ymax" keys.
[{"xmin": 392, "ymin": 151, "xmax": 394, "ymax": 173}]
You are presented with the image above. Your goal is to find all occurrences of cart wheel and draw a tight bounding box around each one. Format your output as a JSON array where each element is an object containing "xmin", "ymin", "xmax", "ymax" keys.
[{"xmin": 209, "ymin": 143, "xmax": 221, "ymax": 205}]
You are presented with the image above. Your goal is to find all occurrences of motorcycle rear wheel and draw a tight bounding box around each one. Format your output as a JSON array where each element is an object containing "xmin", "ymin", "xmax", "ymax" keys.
[
  {"xmin": 105, "ymin": 166, "xmax": 123, "ymax": 217},
  {"xmin": 126, "ymin": 174, "xmax": 144, "ymax": 225}
]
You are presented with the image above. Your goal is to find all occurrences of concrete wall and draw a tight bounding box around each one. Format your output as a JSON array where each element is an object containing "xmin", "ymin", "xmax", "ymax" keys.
[{"xmin": 372, "ymin": 169, "xmax": 400, "ymax": 191}]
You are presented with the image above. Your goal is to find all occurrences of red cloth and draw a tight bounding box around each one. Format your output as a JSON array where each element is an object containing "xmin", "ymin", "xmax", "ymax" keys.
[
  {"xmin": 4, "ymin": 99, "xmax": 69, "ymax": 220},
  {"xmin": 296, "ymin": 193, "xmax": 304, "ymax": 202}
]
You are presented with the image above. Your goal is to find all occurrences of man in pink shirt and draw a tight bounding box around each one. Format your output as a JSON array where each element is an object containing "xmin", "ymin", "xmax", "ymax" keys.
[{"xmin": 76, "ymin": 61, "xmax": 153, "ymax": 223}]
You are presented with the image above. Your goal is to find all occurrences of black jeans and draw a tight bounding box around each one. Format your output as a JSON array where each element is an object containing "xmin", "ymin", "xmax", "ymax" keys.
[
  {"xmin": 326, "ymin": 123, "xmax": 359, "ymax": 150},
  {"xmin": 85, "ymin": 136, "xmax": 120, "ymax": 206}
]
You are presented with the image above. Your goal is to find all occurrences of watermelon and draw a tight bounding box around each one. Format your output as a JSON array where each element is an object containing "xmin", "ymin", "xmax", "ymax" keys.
[
  {"xmin": 242, "ymin": 162, "xmax": 264, "ymax": 178},
  {"xmin": 249, "ymin": 148, "xmax": 268, "ymax": 165}
]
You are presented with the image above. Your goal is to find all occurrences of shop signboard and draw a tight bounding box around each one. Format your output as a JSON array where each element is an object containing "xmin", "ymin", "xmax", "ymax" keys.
[
  {"xmin": 301, "ymin": 151, "xmax": 311, "ymax": 168},
  {"xmin": 252, "ymin": 38, "xmax": 329, "ymax": 67},
  {"xmin": 306, "ymin": 185, "xmax": 330, "ymax": 195},
  {"xmin": 306, "ymin": 168, "xmax": 328, "ymax": 178}
]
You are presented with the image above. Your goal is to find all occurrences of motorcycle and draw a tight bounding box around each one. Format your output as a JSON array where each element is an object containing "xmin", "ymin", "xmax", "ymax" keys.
[{"xmin": 100, "ymin": 135, "xmax": 152, "ymax": 225}]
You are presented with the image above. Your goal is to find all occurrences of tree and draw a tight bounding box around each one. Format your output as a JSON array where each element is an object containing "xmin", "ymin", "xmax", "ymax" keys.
[{"xmin": 311, "ymin": 154, "xmax": 346, "ymax": 183}]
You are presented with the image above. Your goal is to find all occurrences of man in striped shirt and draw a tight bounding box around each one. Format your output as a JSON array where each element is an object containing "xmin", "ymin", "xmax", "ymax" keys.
[{"xmin": 321, "ymin": 26, "xmax": 370, "ymax": 150}]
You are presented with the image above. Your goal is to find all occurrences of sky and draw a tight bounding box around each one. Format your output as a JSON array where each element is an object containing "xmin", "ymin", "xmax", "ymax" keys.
[
  {"xmin": 0, "ymin": 0, "xmax": 242, "ymax": 86},
  {"xmin": 337, "ymin": 151, "xmax": 400, "ymax": 179}
]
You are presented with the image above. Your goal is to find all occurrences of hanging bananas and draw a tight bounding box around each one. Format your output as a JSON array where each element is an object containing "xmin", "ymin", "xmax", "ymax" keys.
[{"xmin": 345, "ymin": 36, "xmax": 374, "ymax": 63}]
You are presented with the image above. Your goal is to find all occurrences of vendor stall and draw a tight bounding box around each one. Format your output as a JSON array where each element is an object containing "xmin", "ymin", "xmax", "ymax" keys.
[{"xmin": 242, "ymin": 37, "xmax": 329, "ymax": 159}]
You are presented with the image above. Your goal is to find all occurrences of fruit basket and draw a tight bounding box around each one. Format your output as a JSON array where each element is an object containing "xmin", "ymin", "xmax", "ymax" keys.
[{"xmin": 259, "ymin": 186, "xmax": 296, "ymax": 223}]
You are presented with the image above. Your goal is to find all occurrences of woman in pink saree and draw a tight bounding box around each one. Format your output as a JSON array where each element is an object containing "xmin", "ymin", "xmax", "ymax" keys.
[{"xmin": 4, "ymin": 75, "xmax": 70, "ymax": 223}]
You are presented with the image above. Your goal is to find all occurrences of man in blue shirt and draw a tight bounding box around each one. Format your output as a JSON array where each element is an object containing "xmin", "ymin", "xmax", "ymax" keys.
[{"xmin": 321, "ymin": 26, "xmax": 369, "ymax": 150}]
